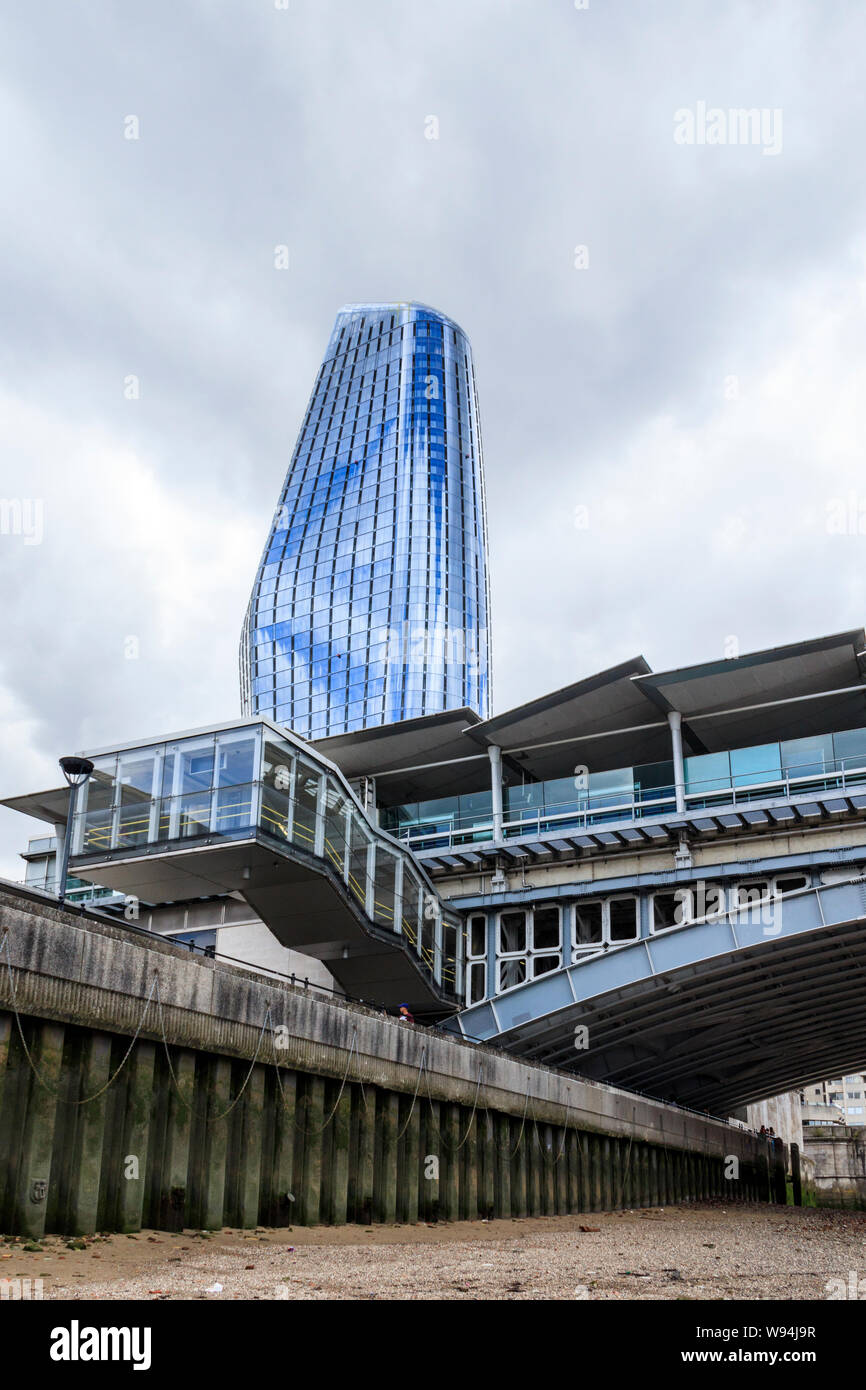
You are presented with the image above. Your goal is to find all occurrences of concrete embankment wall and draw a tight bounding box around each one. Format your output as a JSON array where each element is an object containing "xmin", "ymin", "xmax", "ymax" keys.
[
  {"xmin": 804, "ymin": 1127, "xmax": 866, "ymax": 1209},
  {"xmin": 0, "ymin": 887, "xmax": 772, "ymax": 1237}
]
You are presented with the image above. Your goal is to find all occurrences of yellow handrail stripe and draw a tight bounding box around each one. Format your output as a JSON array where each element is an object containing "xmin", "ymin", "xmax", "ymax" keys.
[{"xmin": 77, "ymin": 780, "xmax": 464, "ymax": 995}]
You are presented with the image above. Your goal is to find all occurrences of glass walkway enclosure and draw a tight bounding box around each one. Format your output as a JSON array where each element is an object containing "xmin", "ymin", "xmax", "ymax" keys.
[{"xmin": 63, "ymin": 719, "xmax": 463, "ymax": 1013}]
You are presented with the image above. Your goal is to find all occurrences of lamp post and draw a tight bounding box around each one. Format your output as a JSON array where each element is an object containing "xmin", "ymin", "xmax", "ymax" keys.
[{"xmin": 57, "ymin": 756, "xmax": 94, "ymax": 903}]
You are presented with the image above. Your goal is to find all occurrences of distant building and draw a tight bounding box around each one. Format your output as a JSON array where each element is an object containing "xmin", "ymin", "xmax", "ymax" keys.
[
  {"xmin": 20, "ymin": 835, "xmax": 123, "ymax": 910},
  {"xmin": 803, "ymin": 1076, "xmax": 866, "ymax": 1125}
]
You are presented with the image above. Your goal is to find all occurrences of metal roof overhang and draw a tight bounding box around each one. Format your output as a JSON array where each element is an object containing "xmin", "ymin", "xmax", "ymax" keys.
[
  {"xmin": 451, "ymin": 878, "xmax": 866, "ymax": 1112},
  {"xmin": 464, "ymin": 657, "xmax": 668, "ymax": 781},
  {"xmin": 2, "ymin": 786, "xmax": 71, "ymax": 827},
  {"xmin": 310, "ymin": 707, "xmax": 486, "ymax": 804},
  {"xmin": 633, "ymin": 629, "xmax": 866, "ymax": 754}
]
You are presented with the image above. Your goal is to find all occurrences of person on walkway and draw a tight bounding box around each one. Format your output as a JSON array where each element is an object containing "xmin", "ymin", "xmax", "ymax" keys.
[{"xmin": 398, "ymin": 1003, "xmax": 415, "ymax": 1023}]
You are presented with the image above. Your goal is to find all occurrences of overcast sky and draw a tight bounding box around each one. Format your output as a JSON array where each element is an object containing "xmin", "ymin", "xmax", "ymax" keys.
[{"xmin": 2, "ymin": 0, "xmax": 866, "ymax": 877}]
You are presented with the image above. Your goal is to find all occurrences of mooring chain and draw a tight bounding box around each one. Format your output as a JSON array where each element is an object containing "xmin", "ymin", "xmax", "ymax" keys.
[
  {"xmin": 0, "ymin": 929, "xmax": 161, "ymax": 1105},
  {"xmin": 424, "ymin": 1061, "xmax": 484, "ymax": 1153},
  {"xmin": 616, "ymin": 1130, "xmax": 636, "ymax": 1207},
  {"xmin": 493, "ymin": 1090, "xmax": 561, "ymax": 1161},
  {"xmin": 495, "ymin": 1088, "xmax": 530, "ymax": 1158},
  {"xmin": 154, "ymin": 977, "xmax": 274, "ymax": 1124},
  {"xmin": 552, "ymin": 1110, "xmax": 570, "ymax": 1165},
  {"xmin": 530, "ymin": 1110, "xmax": 565, "ymax": 1171},
  {"xmin": 488, "ymin": 1087, "xmax": 580, "ymax": 1169},
  {"xmin": 276, "ymin": 1025, "xmax": 362, "ymax": 1135},
  {"xmin": 544, "ymin": 1093, "xmax": 576, "ymax": 1167},
  {"xmin": 394, "ymin": 1044, "xmax": 428, "ymax": 1141}
]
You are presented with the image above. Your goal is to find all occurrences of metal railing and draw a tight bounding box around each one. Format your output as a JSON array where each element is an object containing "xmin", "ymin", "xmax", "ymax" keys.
[
  {"xmin": 67, "ymin": 723, "xmax": 465, "ymax": 997},
  {"xmin": 391, "ymin": 756, "xmax": 866, "ymax": 854}
]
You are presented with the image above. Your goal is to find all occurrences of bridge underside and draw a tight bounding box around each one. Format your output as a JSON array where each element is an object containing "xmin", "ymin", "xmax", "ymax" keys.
[
  {"xmin": 452, "ymin": 880, "xmax": 866, "ymax": 1113},
  {"xmin": 69, "ymin": 836, "xmax": 456, "ymax": 1015}
]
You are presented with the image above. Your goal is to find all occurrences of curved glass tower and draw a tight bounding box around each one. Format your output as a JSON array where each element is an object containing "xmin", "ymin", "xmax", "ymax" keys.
[{"xmin": 241, "ymin": 302, "xmax": 492, "ymax": 739}]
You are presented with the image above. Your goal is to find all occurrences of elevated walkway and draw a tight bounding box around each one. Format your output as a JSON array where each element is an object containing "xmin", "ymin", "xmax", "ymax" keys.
[{"xmin": 11, "ymin": 720, "xmax": 464, "ymax": 1014}]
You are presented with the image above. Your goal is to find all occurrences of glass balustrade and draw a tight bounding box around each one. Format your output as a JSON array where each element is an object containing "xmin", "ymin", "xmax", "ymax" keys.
[
  {"xmin": 382, "ymin": 724, "xmax": 866, "ymax": 850},
  {"xmin": 68, "ymin": 722, "xmax": 462, "ymax": 994}
]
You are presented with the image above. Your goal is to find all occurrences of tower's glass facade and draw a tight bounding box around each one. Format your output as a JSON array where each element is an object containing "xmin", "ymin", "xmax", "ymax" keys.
[{"xmin": 241, "ymin": 302, "xmax": 492, "ymax": 739}]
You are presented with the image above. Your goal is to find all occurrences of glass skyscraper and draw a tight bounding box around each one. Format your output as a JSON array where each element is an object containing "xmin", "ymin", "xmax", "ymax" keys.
[{"xmin": 241, "ymin": 302, "xmax": 492, "ymax": 739}]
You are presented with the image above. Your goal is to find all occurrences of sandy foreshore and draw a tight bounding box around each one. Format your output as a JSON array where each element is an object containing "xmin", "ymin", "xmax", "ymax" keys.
[{"xmin": 3, "ymin": 1201, "xmax": 864, "ymax": 1301}]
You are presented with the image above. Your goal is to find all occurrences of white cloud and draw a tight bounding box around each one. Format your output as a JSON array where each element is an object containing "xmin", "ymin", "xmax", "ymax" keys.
[
  {"xmin": 0, "ymin": 390, "xmax": 261, "ymax": 877},
  {"xmin": 491, "ymin": 250, "xmax": 866, "ymax": 705}
]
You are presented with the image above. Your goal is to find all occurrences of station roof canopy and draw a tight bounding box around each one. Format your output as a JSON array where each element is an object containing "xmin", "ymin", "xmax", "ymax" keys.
[
  {"xmin": 311, "ymin": 707, "xmax": 487, "ymax": 804},
  {"xmin": 463, "ymin": 656, "xmax": 668, "ymax": 783},
  {"xmin": 318, "ymin": 630, "xmax": 866, "ymax": 800},
  {"xmin": 632, "ymin": 628, "xmax": 866, "ymax": 756}
]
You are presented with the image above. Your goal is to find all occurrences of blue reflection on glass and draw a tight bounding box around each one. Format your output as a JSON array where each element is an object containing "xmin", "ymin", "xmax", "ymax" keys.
[{"xmin": 241, "ymin": 303, "xmax": 491, "ymax": 738}]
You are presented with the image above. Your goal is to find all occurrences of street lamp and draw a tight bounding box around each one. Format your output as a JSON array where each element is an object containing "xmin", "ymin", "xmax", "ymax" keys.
[{"xmin": 56, "ymin": 756, "xmax": 94, "ymax": 904}]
